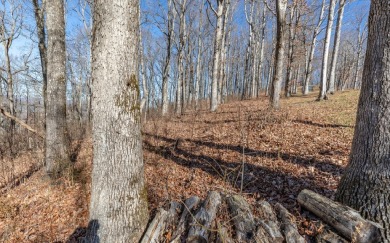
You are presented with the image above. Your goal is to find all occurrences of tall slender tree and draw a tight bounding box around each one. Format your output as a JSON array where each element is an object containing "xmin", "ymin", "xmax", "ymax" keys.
[
  {"xmin": 327, "ymin": 0, "xmax": 346, "ymax": 94},
  {"xmin": 318, "ymin": 0, "xmax": 336, "ymax": 100},
  {"xmin": 45, "ymin": 0, "xmax": 70, "ymax": 177},
  {"xmin": 87, "ymin": 0, "xmax": 149, "ymax": 241},
  {"xmin": 270, "ymin": 0, "xmax": 287, "ymax": 109},
  {"xmin": 336, "ymin": 1, "xmax": 390, "ymax": 241}
]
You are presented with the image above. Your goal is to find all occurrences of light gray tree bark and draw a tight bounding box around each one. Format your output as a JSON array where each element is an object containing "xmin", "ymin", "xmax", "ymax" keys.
[
  {"xmin": 209, "ymin": 0, "xmax": 224, "ymax": 112},
  {"xmin": 336, "ymin": 1, "xmax": 390, "ymax": 241},
  {"xmin": 162, "ymin": 0, "xmax": 176, "ymax": 115},
  {"xmin": 270, "ymin": 0, "xmax": 287, "ymax": 109},
  {"xmin": 87, "ymin": 0, "xmax": 149, "ymax": 242},
  {"xmin": 318, "ymin": 0, "xmax": 336, "ymax": 100},
  {"xmin": 327, "ymin": 0, "xmax": 346, "ymax": 94},
  {"xmin": 195, "ymin": 1, "xmax": 203, "ymax": 110},
  {"xmin": 45, "ymin": 0, "xmax": 70, "ymax": 177}
]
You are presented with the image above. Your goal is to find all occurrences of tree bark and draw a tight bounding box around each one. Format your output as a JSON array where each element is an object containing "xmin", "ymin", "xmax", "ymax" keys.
[
  {"xmin": 328, "ymin": 0, "xmax": 346, "ymax": 95},
  {"xmin": 269, "ymin": 0, "xmax": 287, "ymax": 109},
  {"xmin": 210, "ymin": 0, "xmax": 224, "ymax": 112},
  {"xmin": 298, "ymin": 190, "xmax": 381, "ymax": 242},
  {"xmin": 87, "ymin": 0, "xmax": 149, "ymax": 242},
  {"xmin": 45, "ymin": 0, "xmax": 70, "ymax": 177},
  {"xmin": 336, "ymin": 1, "xmax": 390, "ymax": 241},
  {"xmin": 318, "ymin": 0, "xmax": 336, "ymax": 100}
]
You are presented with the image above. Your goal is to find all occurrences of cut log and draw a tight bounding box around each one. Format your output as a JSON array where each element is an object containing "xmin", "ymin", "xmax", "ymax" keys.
[
  {"xmin": 226, "ymin": 194, "xmax": 256, "ymax": 241},
  {"xmin": 141, "ymin": 208, "xmax": 169, "ymax": 243},
  {"xmin": 187, "ymin": 191, "xmax": 222, "ymax": 243},
  {"xmin": 316, "ymin": 227, "xmax": 348, "ymax": 243},
  {"xmin": 297, "ymin": 189, "xmax": 382, "ymax": 243},
  {"xmin": 275, "ymin": 203, "xmax": 305, "ymax": 243},
  {"xmin": 171, "ymin": 196, "xmax": 200, "ymax": 242},
  {"xmin": 255, "ymin": 201, "xmax": 284, "ymax": 243}
]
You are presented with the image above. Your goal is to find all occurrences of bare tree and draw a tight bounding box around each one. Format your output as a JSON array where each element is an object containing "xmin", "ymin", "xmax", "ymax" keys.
[
  {"xmin": 87, "ymin": 0, "xmax": 148, "ymax": 241},
  {"xmin": 303, "ymin": 0, "xmax": 326, "ymax": 95},
  {"xmin": 0, "ymin": 0, "xmax": 23, "ymax": 153},
  {"xmin": 45, "ymin": 0, "xmax": 70, "ymax": 177},
  {"xmin": 269, "ymin": 0, "xmax": 287, "ymax": 109},
  {"xmin": 336, "ymin": 1, "xmax": 390, "ymax": 241},
  {"xmin": 208, "ymin": 0, "xmax": 224, "ymax": 112},
  {"xmin": 327, "ymin": 0, "xmax": 346, "ymax": 94},
  {"xmin": 318, "ymin": 0, "xmax": 336, "ymax": 100}
]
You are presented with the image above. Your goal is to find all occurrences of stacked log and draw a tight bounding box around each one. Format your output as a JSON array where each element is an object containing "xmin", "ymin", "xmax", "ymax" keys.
[
  {"xmin": 140, "ymin": 191, "xmax": 304, "ymax": 243},
  {"xmin": 140, "ymin": 190, "xmax": 383, "ymax": 242}
]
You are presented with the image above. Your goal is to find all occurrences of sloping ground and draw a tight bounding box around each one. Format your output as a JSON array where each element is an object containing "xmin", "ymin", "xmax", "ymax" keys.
[{"xmin": 0, "ymin": 91, "xmax": 359, "ymax": 242}]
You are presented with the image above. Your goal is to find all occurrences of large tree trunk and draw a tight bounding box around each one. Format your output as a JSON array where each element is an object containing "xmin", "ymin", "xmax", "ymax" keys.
[
  {"xmin": 87, "ymin": 0, "xmax": 149, "ymax": 242},
  {"xmin": 210, "ymin": 0, "xmax": 224, "ymax": 112},
  {"xmin": 318, "ymin": 0, "xmax": 336, "ymax": 100},
  {"xmin": 327, "ymin": 0, "xmax": 346, "ymax": 94},
  {"xmin": 336, "ymin": 1, "xmax": 390, "ymax": 241},
  {"xmin": 269, "ymin": 0, "xmax": 287, "ymax": 109},
  {"xmin": 45, "ymin": 0, "xmax": 70, "ymax": 177}
]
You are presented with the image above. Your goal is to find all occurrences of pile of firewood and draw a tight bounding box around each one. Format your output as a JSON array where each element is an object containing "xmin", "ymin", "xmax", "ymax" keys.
[{"xmin": 140, "ymin": 190, "xmax": 382, "ymax": 243}]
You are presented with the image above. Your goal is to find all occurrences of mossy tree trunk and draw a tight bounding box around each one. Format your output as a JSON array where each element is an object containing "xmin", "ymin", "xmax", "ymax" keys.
[
  {"xmin": 87, "ymin": 0, "xmax": 149, "ymax": 242},
  {"xmin": 336, "ymin": 1, "xmax": 390, "ymax": 241}
]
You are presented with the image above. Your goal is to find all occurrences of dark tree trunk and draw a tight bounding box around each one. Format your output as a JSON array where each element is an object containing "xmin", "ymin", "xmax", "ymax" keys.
[
  {"xmin": 336, "ymin": 1, "xmax": 390, "ymax": 241},
  {"xmin": 45, "ymin": 0, "xmax": 70, "ymax": 177}
]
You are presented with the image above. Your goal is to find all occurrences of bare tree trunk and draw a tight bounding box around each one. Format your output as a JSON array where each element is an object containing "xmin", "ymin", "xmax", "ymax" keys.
[
  {"xmin": 318, "ymin": 0, "xmax": 336, "ymax": 100},
  {"xmin": 284, "ymin": 3, "xmax": 297, "ymax": 98},
  {"xmin": 328, "ymin": 0, "xmax": 346, "ymax": 94},
  {"xmin": 336, "ymin": 2, "xmax": 390, "ymax": 241},
  {"xmin": 210, "ymin": 0, "xmax": 224, "ymax": 112},
  {"xmin": 32, "ymin": 0, "xmax": 47, "ymax": 115},
  {"xmin": 139, "ymin": 4, "xmax": 148, "ymax": 114},
  {"xmin": 195, "ymin": 2, "xmax": 203, "ymax": 110},
  {"xmin": 270, "ymin": 0, "xmax": 287, "ymax": 109},
  {"xmin": 45, "ymin": 0, "xmax": 70, "ymax": 177},
  {"xmin": 303, "ymin": 0, "xmax": 326, "ymax": 95},
  {"xmin": 87, "ymin": 0, "xmax": 149, "ymax": 242},
  {"xmin": 161, "ymin": 0, "xmax": 176, "ymax": 115}
]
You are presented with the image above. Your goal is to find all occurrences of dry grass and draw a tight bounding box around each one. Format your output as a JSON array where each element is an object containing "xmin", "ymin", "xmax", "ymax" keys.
[{"xmin": 0, "ymin": 90, "xmax": 359, "ymax": 242}]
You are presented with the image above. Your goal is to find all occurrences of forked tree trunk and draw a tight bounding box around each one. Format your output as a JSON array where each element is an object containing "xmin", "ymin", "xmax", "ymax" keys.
[
  {"xmin": 87, "ymin": 0, "xmax": 149, "ymax": 242},
  {"xmin": 45, "ymin": 0, "xmax": 70, "ymax": 177},
  {"xmin": 269, "ymin": 0, "xmax": 287, "ymax": 109},
  {"xmin": 336, "ymin": 1, "xmax": 390, "ymax": 241}
]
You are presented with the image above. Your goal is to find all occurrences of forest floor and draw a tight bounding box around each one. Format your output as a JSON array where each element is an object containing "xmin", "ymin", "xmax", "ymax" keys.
[{"xmin": 0, "ymin": 90, "xmax": 359, "ymax": 242}]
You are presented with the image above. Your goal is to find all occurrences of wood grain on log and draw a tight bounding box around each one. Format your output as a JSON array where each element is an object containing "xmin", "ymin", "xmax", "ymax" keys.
[
  {"xmin": 255, "ymin": 201, "xmax": 284, "ymax": 243},
  {"xmin": 298, "ymin": 189, "xmax": 381, "ymax": 243},
  {"xmin": 226, "ymin": 194, "xmax": 257, "ymax": 241},
  {"xmin": 187, "ymin": 191, "xmax": 222, "ymax": 243},
  {"xmin": 141, "ymin": 208, "xmax": 168, "ymax": 243},
  {"xmin": 171, "ymin": 196, "xmax": 200, "ymax": 242},
  {"xmin": 275, "ymin": 203, "xmax": 305, "ymax": 243}
]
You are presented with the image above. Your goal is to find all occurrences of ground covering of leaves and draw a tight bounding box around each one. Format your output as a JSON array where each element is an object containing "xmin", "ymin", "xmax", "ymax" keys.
[{"xmin": 0, "ymin": 91, "xmax": 359, "ymax": 242}]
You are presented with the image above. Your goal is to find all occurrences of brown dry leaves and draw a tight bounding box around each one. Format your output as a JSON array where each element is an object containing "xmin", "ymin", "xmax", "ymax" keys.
[{"xmin": 0, "ymin": 91, "xmax": 359, "ymax": 242}]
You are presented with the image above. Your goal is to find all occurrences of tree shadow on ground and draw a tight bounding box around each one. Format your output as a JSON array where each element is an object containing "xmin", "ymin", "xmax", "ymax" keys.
[
  {"xmin": 143, "ymin": 134, "xmax": 341, "ymax": 209},
  {"xmin": 293, "ymin": 119, "xmax": 354, "ymax": 128},
  {"xmin": 143, "ymin": 133, "xmax": 344, "ymax": 177}
]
